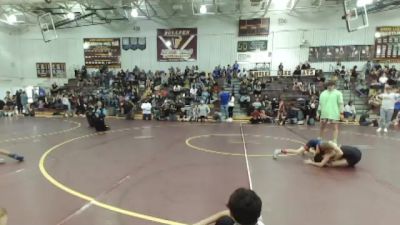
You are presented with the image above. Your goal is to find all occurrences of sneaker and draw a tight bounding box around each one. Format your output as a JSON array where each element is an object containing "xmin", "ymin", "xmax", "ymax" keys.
[
  {"xmin": 376, "ymin": 128, "xmax": 382, "ymax": 132},
  {"xmin": 0, "ymin": 158, "xmax": 5, "ymax": 164},
  {"xmin": 384, "ymin": 128, "xmax": 388, "ymax": 133},
  {"xmin": 273, "ymin": 149, "xmax": 281, "ymax": 160}
]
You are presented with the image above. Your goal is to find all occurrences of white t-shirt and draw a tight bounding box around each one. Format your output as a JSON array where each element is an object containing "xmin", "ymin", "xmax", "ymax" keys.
[
  {"xmin": 344, "ymin": 104, "xmax": 356, "ymax": 114},
  {"xmin": 379, "ymin": 76, "xmax": 388, "ymax": 84},
  {"xmin": 379, "ymin": 93, "xmax": 400, "ymax": 109},
  {"xmin": 141, "ymin": 102, "xmax": 152, "ymax": 114},
  {"xmin": 62, "ymin": 97, "xmax": 70, "ymax": 105},
  {"xmin": 228, "ymin": 96, "xmax": 235, "ymax": 107}
]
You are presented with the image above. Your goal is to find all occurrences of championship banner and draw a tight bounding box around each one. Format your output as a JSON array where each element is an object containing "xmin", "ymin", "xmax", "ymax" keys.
[
  {"xmin": 237, "ymin": 40, "xmax": 268, "ymax": 52},
  {"xmin": 157, "ymin": 28, "xmax": 197, "ymax": 62},
  {"xmin": 239, "ymin": 18, "xmax": 270, "ymax": 36},
  {"xmin": 309, "ymin": 45, "xmax": 373, "ymax": 62},
  {"xmin": 51, "ymin": 63, "xmax": 66, "ymax": 78},
  {"xmin": 122, "ymin": 37, "xmax": 147, "ymax": 51},
  {"xmin": 375, "ymin": 26, "xmax": 400, "ymax": 61},
  {"xmin": 36, "ymin": 63, "xmax": 51, "ymax": 78},
  {"xmin": 83, "ymin": 38, "xmax": 121, "ymax": 68}
]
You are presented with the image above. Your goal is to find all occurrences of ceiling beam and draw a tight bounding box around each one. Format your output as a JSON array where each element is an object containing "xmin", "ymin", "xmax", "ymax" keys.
[
  {"xmin": 290, "ymin": 0, "xmax": 301, "ymax": 11},
  {"xmin": 144, "ymin": 0, "xmax": 158, "ymax": 16},
  {"xmin": 54, "ymin": 11, "xmax": 95, "ymax": 28},
  {"xmin": 263, "ymin": 0, "xmax": 272, "ymax": 16}
]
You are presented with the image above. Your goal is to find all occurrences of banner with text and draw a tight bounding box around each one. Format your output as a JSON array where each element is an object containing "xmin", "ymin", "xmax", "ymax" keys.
[
  {"xmin": 309, "ymin": 45, "xmax": 373, "ymax": 62},
  {"xmin": 375, "ymin": 26, "xmax": 400, "ymax": 61},
  {"xmin": 237, "ymin": 40, "xmax": 268, "ymax": 52},
  {"xmin": 157, "ymin": 28, "xmax": 197, "ymax": 62},
  {"xmin": 239, "ymin": 18, "xmax": 270, "ymax": 36},
  {"xmin": 83, "ymin": 38, "xmax": 121, "ymax": 68}
]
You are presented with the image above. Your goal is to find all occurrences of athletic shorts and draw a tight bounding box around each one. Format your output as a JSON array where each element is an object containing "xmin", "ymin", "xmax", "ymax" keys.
[
  {"xmin": 320, "ymin": 118, "xmax": 339, "ymax": 123},
  {"xmin": 340, "ymin": 146, "xmax": 362, "ymax": 167}
]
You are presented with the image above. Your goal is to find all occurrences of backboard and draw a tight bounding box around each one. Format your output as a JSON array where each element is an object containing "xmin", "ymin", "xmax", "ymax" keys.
[
  {"xmin": 38, "ymin": 13, "xmax": 58, "ymax": 43},
  {"xmin": 343, "ymin": 0, "xmax": 369, "ymax": 32}
]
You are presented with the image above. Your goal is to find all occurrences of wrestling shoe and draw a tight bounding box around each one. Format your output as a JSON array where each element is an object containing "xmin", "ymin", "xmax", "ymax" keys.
[{"xmin": 273, "ymin": 149, "xmax": 281, "ymax": 160}]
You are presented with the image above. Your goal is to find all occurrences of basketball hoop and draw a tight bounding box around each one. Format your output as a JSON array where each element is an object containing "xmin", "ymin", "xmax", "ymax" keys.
[{"xmin": 38, "ymin": 13, "xmax": 58, "ymax": 43}]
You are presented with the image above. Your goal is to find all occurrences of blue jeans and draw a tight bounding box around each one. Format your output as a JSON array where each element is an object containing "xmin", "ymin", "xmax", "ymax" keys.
[
  {"xmin": 220, "ymin": 104, "xmax": 229, "ymax": 120},
  {"xmin": 379, "ymin": 108, "xmax": 394, "ymax": 129}
]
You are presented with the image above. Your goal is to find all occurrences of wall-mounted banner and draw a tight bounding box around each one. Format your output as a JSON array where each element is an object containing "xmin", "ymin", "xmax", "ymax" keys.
[
  {"xmin": 375, "ymin": 26, "xmax": 400, "ymax": 61},
  {"xmin": 122, "ymin": 37, "xmax": 147, "ymax": 51},
  {"xmin": 83, "ymin": 38, "xmax": 121, "ymax": 68},
  {"xmin": 52, "ymin": 63, "xmax": 66, "ymax": 78},
  {"xmin": 239, "ymin": 18, "xmax": 270, "ymax": 36},
  {"xmin": 36, "ymin": 63, "xmax": 51, "ymax": 78},
  {"xmin": 237, "ymin": 40, "xmax": 268, "ymax": 52},
  {"xmin": 308, "ymin": 45, "xmax": 373, "ymax": 62},
  {"xmin": 157, "ymin": 28, "xmax": 197, "ymax": 62}
]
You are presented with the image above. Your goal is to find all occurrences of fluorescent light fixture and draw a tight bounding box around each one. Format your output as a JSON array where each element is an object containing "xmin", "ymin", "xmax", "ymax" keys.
[
  {"xmin": 199, "ymin": 4, "xmax": 207, "ymax": 14},
  {"xmin": 273, "ymin": 0, "xmax": 292, "ymax": 10},
  {"xmin": 375, "ymin": 32, "xmax": 381, "ymax": 38},
  {"xmin": 83, "ymin": 42, "xmax": 90, "ymax": 49},
  {"xmin": 131, "ymin": 8, "xmax": 139, "ymax": 17},
  {"xmin": 357, "ymin": 0, "xmax": 373, "ymax": 7},
  {"xmin": 67, "ymin": 12, "xmax": 75, "ymax": 20},
  {"xmin": 6, "ymin": 15, "xmax": 17, "ymax": 24}
]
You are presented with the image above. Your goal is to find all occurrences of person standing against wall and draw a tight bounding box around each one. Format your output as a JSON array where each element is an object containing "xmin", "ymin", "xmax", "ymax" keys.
[
  {"xmin": 228, "ymin": 92, "xmax": 235, "ymax": 121},
  {"xmin": 318, "ymin": 81, "xmax": 344, "ymax": 144},
  {"xmin": 376, "ymin": 86, "xmax": 400, "ymax": 133},
  {"xmin": 219, "ymin": 88, "xmax": 230, "ymax": 120}
]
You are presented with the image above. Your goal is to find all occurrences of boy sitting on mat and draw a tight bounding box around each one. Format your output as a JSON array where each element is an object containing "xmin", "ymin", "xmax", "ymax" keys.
[{"xmin": 194, "ymin": 188, "xmax": 264, "ymax": 225}]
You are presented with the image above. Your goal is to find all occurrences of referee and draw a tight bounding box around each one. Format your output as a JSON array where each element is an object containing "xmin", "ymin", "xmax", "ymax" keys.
[{"xmin": 317, "ymin": 81, "xmax": 344, "ymax": 144}]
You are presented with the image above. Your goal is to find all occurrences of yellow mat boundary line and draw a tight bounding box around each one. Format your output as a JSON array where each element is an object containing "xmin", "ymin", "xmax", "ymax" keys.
[{"xmin": 39, "ymin": 128, "xmax": 188, "ymax": 225}]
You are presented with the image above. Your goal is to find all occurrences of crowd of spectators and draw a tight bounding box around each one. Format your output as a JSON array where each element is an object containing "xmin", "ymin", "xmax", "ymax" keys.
[{"xmin": 1, "ymin": 60, "xmax": 399, "ymax": 128}]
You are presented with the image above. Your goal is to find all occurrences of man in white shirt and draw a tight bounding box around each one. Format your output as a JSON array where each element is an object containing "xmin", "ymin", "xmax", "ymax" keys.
[{"xmin": 141, "ymin": 100, "xmax": 152, "ymax": 120}]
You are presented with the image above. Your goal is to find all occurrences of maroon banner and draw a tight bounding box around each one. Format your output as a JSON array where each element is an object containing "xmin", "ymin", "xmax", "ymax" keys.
[
  {"xmin": 83, "ymin": 38, "xmax": 121, "ymax": 68},
  {"xmin": 157, "ymin": 28, "xmax": 197, "ymax": 62},
  {"xmin": 36, "ymin": 63, "xmax": 51, "ymax": 78}
]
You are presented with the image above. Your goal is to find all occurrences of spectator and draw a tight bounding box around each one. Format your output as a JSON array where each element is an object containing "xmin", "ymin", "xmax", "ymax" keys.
[
  {"xmin": 228, "ymin": 92, "xmax": 235, "ymax": 120},
  {"xmin": 62, "ymin": 94, "xmax": 72, "ymax": 117},
  {"xmin": 197, "ymin": 100, "xmax": 210, "ymax": 123},
  {"xmin": 293, "ymin": 65, "xmax": 301, "ymax": 76},
  {"xmin": 252, "ymin": 98, "xmax": 262, "ymax": 110},
  {"xmin": 21, "ymin": 91, "xmax": 28, "ymax": 114},
  {"xmin": 278, "ymin": 62, "xmax": 283, "ymax": 75},
  {"xmin": 141, "ymin": 100, "xmax": 152, "ymax": 120},
  {"xmin": 219, "ymin": 88, "xmax": 231, "ymax": 120},
  {"xmin": 355, "ymin": 80, "xmax": 369, "ymax": 97},
  {"xmin": 93, "ymin": 101, "xmax": 109, "ymax": 132},
  {"xmin": 376, "ymin": 86, "xmax": 400, "ymax": 133},
  {"xmin": 194, "ymin": 188, "xmax": 263, "ymax": 225},
  {"xmin": 344, "ymin": 101, "xmax": 356, "ymax": 121}
]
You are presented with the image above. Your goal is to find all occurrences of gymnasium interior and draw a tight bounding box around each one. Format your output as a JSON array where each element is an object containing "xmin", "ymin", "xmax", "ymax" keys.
[{"xmin": 1, "ymin": 0, "xmax": 400, "ymax": 225}]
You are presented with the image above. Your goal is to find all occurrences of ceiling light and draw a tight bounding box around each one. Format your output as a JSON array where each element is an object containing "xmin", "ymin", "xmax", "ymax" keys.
[
  {"xmin": 165, "ymin": 40, "xmax": 172, "ymax": 47},
  {"xmin": 67, "ymin": 12, "xmax": 75, "ymax": 20},
  {"xmin": 131, "ymin": 8, "xmax": 139, "ymax": 17},
  {"xmin": 199, "ymin": 5, "xmax": 207, "ymax": 14},
  {"xmin": 375, "ymin": 32, "xmax": 381, "ymax": 38},
  {"xmin": 356, "ymin": 0, "xmax": 373, "ymax": 7},
  {"xmin": 6, "ymin": 15, "xmax": 17, "ymax": 24}
]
